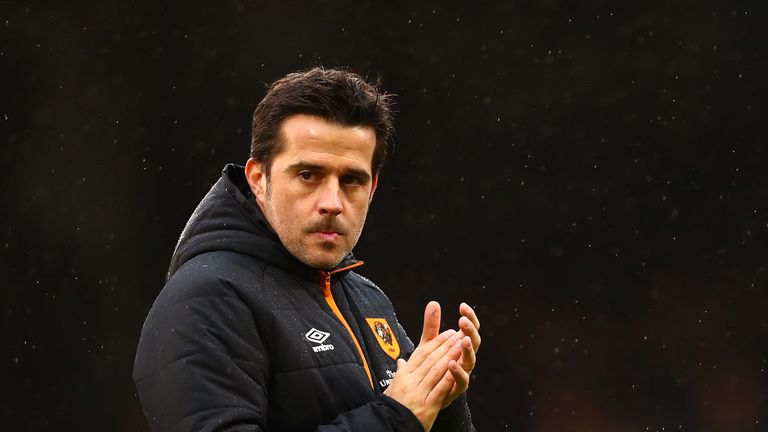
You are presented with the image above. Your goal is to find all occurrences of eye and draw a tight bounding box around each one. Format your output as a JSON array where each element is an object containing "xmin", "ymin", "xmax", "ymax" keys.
[
  {"xmin": 298, "ymin": 171, "xmax": 317, "ymax": 182},
  {"xmin": 340, "ymin": 175, "xmax": 363, "ymax": 186}
]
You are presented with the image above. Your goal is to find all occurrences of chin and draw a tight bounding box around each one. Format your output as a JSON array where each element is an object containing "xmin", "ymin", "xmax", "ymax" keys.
[
  {"xmin": 298, "ymin": 251, "xmax": 346, "ymax": 271},
  {"xmin": 316, "ymin": 257, "xmax": 345, "ymax": 270}
]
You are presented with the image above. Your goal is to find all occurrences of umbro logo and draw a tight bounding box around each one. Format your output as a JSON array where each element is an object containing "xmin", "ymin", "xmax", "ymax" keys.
[
  {"xmin": 305, "ymin": 328, "xmax": 330, "ymax": 344},
  {"xmin": 305, "ymin": 328, "xmax": 334, "ymax": 353}
]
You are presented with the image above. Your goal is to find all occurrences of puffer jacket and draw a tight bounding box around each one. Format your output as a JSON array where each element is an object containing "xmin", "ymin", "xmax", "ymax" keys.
[{"xmin": 133, "ymin": 164, "xmax": 475, "ymax": 431}]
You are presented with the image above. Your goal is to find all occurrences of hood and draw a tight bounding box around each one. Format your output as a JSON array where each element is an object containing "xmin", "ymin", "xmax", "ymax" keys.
[{"xmin": 166, "ymin": 164, "xmax": 358, "ymax": 281}]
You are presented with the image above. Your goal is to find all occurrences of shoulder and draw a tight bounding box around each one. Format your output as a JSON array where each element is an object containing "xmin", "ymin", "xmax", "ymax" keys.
[
  {"xmin": 135, "ymin": 252, "xmax": 275, "ymax": 379},
  {"xmin": 344, "ymin": 271, "xmax": 396, "ymax": 305},
  {"xmin": 163, "ymin": 251, "xmax": 271, "ymax": 300},
  {"xmin": 148, "ymin": 252, "xmax": 265, "ymax": 322},
  {"xmin": 160, "ymin": 251, "xmax": 316, "ymax": 319},
  {"xmin": 172, "ymin": 250, "xmax": 267, "ymax": 284},
  {"xmin": 343, "ymin": 271, "xmax": 404, "ymax": 316},
  {"xmin": 143, "ymin": 252, "xmax": 277, "ymax": 334},
  {"xmin": 347, "ymin": 271, "xmax": 385, "ymax": 294}
]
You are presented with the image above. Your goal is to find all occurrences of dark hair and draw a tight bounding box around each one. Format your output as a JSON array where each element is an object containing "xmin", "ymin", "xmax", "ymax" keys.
[{"xmin": 250, "ymin": 67, "xmax": 395, "ymax": 177}]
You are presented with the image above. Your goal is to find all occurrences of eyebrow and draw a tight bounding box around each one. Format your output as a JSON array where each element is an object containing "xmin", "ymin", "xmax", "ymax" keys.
[{"xmin": 285, "ymin": 161, "xmax": 372, "ymax": 182}]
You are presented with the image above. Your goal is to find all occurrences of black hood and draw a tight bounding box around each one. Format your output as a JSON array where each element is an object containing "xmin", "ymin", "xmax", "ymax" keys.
[{"xmin": 167, "ymin": 164, "xmax": 357, "ymax": 281}]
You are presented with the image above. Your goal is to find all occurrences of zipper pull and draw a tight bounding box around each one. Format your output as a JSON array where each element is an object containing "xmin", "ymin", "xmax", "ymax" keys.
[{"xmin": 321, "ymin": 271, "xmax": 331, "ymax": 297}]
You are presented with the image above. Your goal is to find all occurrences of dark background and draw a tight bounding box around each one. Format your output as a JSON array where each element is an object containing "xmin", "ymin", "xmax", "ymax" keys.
[{"xmin": 3, "ymin": 1, "xmax": 767, "ymax": 431}]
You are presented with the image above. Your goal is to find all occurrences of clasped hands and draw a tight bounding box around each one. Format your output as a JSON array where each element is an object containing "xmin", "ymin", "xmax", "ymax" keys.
[{"xmin": 383, "ymin": 301, "xmax": 481, "ymax": 431}]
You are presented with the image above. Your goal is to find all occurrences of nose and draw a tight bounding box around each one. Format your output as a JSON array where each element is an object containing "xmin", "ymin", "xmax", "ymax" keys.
[{"xmin": 317, "ymin": 180, "xmax": 343, "ymax": 216}]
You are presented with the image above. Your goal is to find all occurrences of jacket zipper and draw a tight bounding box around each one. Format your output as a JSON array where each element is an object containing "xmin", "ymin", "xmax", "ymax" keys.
[{"xmin": 320, "ymin": 262, "xmax": 374, "ymax": 390}]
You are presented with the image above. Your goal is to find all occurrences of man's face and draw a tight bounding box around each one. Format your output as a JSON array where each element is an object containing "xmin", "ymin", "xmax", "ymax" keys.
[{"xmin": 246, "ymin": 114, "xmax": 378, "ymax": 270}]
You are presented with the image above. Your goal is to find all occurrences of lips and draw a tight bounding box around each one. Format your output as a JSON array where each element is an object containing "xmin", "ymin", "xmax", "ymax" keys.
[{"xmin": 312, "ymin": 231, "xmax": 340, "ymax": 241}]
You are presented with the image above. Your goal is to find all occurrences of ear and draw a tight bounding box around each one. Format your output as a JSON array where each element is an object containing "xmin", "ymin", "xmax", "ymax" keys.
[
  {"xmin": 369, "ymin": 175, "xmax": 378, "ymax": 202},
  {"xmin": 245, "ymin": 158, "xmax": 267, "ymax": 205}
]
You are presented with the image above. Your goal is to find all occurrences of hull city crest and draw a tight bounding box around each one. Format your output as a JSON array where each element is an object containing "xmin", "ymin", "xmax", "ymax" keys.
[{"xmin": 365, "ymin": 318, "xmax": 401, "ymax": 360}]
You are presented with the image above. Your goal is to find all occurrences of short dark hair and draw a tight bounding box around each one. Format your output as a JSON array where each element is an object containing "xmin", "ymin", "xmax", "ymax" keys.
[{"xmin": 250, "ymin": 67, "xmax": 395, "ymax": 177}]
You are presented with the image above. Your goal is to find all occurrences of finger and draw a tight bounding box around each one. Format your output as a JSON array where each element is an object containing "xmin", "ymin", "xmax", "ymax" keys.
[
  {"xmin": 458, "ymin": 316, "xmax": 481, "ymax": 353},
  {"xmin": 459, "ymin": 302, "xmax": 480, "ymax": 332},
  {"xmin": 447, "ymin": 359, "xmax": 470, "ymax": 396},
  {"xmin": 413, "ymin": 331, "xmax": 461, "ymax": 378},
  {"xmin": 426, "ymin": 367, "xmax": 457, "ymax": 407},
  {"xmin": 457, "ymin": 336, "xmax": 476, "ymax": 372},
  {"xmin": 420, "ymin": 301, "xmax": 442, "ymax": 344},
  {"xmin": 418, "ymin": 337, "xmax": 463, "ymax": 391},
  {"xmin": 405, "ymin": 329, "xmax": 456, "ymax": 372}
]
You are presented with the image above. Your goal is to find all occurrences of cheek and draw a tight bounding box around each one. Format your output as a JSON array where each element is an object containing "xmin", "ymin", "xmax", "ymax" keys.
[
  {"xmin": 348, "ymin": 200, "xmax": 371, "ymax": 227},
  {"xmin": 274, "ymin": 197, "xmax": 310, "ymax": 228}
]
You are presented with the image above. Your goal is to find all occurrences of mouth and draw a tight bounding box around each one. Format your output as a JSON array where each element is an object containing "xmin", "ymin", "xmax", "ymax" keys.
[{"xmin": 311, "ymin": 231, "xmax": 342, "ymax": 242}]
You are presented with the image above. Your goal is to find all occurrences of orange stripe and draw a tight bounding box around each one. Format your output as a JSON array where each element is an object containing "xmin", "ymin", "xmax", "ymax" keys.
[{"xmin": 320, "ymin": 262, "xmax": 374, "ymax": 389}]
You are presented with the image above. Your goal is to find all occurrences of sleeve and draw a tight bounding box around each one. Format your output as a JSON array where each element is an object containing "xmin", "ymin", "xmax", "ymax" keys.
[
  {"xmin": 133, "ymin": 275, "xmax": 270, "ymax": 432},
  {"xmin": 317, "ymin": 395, "xmax": 422, "ymax": 432},
  {"xmin": 133, "ymin": 273, "xmax": 424, "ymax": 432},
  {"xmin": 431, "ymin": 394, "xmax": 476, "ymax": 432}
]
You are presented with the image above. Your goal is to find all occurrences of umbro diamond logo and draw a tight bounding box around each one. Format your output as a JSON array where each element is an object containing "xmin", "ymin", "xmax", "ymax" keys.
[
  {"xmin": 305, "ymin": 328, "xmax": 334, "ymax": 352},
  {"xmin": 305, "ymin": 328, "xmax": 330, "ymax": 344}
]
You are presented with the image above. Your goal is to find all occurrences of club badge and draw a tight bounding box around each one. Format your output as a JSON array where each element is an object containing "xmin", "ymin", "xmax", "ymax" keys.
[{"xmin": 365, "ymin": 318, "xmax": 400, "ymax": 360}]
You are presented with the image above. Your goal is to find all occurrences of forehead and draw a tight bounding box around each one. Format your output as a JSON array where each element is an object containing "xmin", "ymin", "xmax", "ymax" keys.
[{"xmin": 277, "ymin": 114, "xmax": 376, "ymax": 172}]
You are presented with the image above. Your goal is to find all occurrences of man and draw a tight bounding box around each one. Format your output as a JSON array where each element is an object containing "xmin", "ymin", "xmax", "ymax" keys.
[{"xmin": 133, "ymin": 68, "xmax": 481, "ymax": 431}]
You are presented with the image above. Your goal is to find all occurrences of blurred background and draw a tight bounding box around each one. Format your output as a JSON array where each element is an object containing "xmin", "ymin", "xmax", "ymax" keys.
[{"xmin": 3, "ymin": 1, "xmax": 767, "ymax": 430}]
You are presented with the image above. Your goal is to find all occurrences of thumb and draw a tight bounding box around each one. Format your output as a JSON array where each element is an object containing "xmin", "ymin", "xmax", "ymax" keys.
[
  {"xmin": 420, "ymin": 301, "xmax": 441, "ymax": 344},
  {"xmin": 396, "ymin": 358, "xmax": 407, "ymax": 371}
]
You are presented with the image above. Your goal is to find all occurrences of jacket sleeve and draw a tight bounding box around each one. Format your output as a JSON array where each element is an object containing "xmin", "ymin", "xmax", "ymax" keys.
[
  {"xmin": 431, "ymin": 394, "xmax": 476, "ymax": 432},
  {"xmin": 133, "ymin": 275, "xmax": 271, "ymax": 432},
  {"xmin": 133, "ymin": 274, "xmax": 424, "ymax": 432},
  {"xmin": 317, "ymin": 395, "xmax": 422, "ymax": 432}
]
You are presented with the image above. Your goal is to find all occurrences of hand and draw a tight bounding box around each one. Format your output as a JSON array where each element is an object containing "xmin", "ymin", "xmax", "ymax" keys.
[
  {"xmin": 418, "ymin": 301, "xmax": 482, "ymax": 409},
  {"xmin": 442, "ymin": 302, "xmax": 481, "ymax": 408},
  {"xmin": 384, "ymin": 309, "xmax": 464, "ymax": 431}
]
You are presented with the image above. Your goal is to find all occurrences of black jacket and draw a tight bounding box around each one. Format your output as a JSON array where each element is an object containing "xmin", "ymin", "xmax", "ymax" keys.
[{"xmin": 133, "ymin": 164, "xmax": 474, "ymax": 432}]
